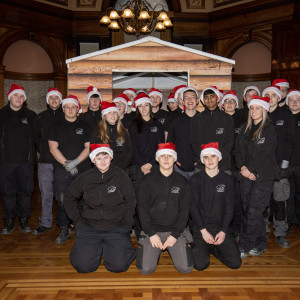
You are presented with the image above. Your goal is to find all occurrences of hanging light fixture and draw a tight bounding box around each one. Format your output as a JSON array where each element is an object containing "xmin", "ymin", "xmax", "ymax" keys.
[{"xmin": 99, "ymin": 0, "xmax": 173, "ymax": 38}]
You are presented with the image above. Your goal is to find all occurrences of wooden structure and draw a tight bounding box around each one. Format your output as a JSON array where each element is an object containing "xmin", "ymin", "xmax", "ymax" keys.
[{"xmin": 66, "ymin": 36, "xmax": 235, "ymax": 109}]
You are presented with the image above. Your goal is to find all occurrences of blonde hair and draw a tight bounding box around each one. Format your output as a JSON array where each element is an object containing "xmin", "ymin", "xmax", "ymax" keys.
[
  {"xmin": 244, "ymin": 106, "xmax": 269, "ymax": 140},
  {"xmin": 97, "ymin": 116, "xmax": 126, "ymax": 144}
]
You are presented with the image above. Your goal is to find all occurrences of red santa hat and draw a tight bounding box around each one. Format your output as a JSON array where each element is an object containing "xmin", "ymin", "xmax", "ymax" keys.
[
  {"xmin": 132, "ymin": 92, "xmax": 152, "ymax": 111},
  {"xmin": 7, "ymin": 83, "xmax": 26, "ymax": 101},
  {"xmin": 86, "ymin": 86, "xmax": 102, "ymax": 104},
  {"xmin": 173, "ymin": 85, "xmax": 187, "ymax": 103},
  {"xmin": 155, "ymin": 142, "xmax": 177, "ymax": 162},
  {"xmin": 46, "ymin": 88, "xmax": 62, "ymax": 104},
  {"xmin": 89, "ymin": 143, "xmax": 113, "ymax": 162},
  {"xmin": 243, "ymin": 86, "xmax": 261, "ymax": 97},
  {"xmin": 101, "ymin": 101, "xmax": 120, "ymax": 118},
  {"xmin": 123, "ymin": 88, "xmax": 137, "ymax": 98},
  {"xmin": 113, "ymin": 93, "xmax": 131, "ymax": 113},
  {"xmin": 200, "ymin": 86, "xmax": 222, "ymax": 104},
  {"xmin": 286, "ymin": 90, "xmax": 300, "ymax": 105},
  {"xmin": 62, "ymin": 95, "xmax": 82, "ymax": 113},
  {"xmin": 148, "ymin": 87, "xmax": 163, "ymax": 102},
  {"xmin": 167, "ymin": 93, "xmax": 175, "ymax": 104},
  {"xmin": 248, "ymin": 95, "xmax": 270, "ymax": 111},
  {"xmin": 262, "ymin": 85, "xmax": 282, "ymax": 100},
  {"xmin": 272, "ymin": 79, "xmax": 289, "ymax": 88},
  {"xmin": 221, "ymin": 90, "xmax": 239, "ymax": 108},
  {"xmin": 180, "ymin": 86, "xmax": 199, "ymax": 100},
  {"xmin": 200, "ymin": 142, "xmax": 222, "ymax": 163}
]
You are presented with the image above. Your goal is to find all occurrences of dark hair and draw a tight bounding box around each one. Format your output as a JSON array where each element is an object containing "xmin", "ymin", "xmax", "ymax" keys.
[
  {"xmin": 131, "ymin": 107, "xmax": 154, "ymax": 133},
  {"xmin": 203, "ymin": 89, "xmax": 215, "ymax": 96},
  {"xmin": 90, "ymin": 94, "xmax": 100, "ymax": 98}
]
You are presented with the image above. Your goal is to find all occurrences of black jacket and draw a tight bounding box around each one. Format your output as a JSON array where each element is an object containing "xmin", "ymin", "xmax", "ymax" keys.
[
  {"xmin": 78, "ymin": 108, "xmax": 102, "ymax": 130},
  {"xmin": 0, "ymin": 104, "xmax": 37, "ymax": 164},
  {"xmin": 90, "ymin": 123, "xmax": 133, "ymax": 170},
  {"xmin": 153, "ymin": 108, "xmax": 169, "ymax": 129},
  {"xmin": 291, "ymin": 112, "xmax": 300, "ymax": 166},
  {"xmin": 64, "ymin": 166, "xmax": 136, "ymax": 231},
  {"xmin": 34, "ymin": 106, "xmax": 64, "ymax": 163},
  {"xmin": 190, "ymin": 107, "xmax": 235, "ymax": 171},
  {"xmin": 167, "ymin": 112, "xmax": 199, "ymax": 172},
  {"xmin": 138, "ymin": 166, "xmax": 191, "ymax": 239},
  {"xmin": 268, "ymin": 105, "xmax": 295, "ymax": 164},
  {"xmin": 190, "ymin": 170, "xmax": 234, "ymax": 233},
  {"xmin": 234, "ymin": 120, "xmax": 278, "ymax": 182}
]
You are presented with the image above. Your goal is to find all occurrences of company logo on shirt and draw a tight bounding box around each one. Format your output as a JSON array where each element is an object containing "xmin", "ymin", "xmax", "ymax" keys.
[
  {"xmin": 108, "ymin": 186, "xmax": 116, "ymax": 193},
  {"xmin": 257, "ymin": 138, "xmax": 265, "ymax": 144},
  {"xmin": 21, "ymin": 118, "xmax": 28, "ymax": 124},
  {"xmin": 276, "ymin": 120, "xmax": 284, "ymax": 126},
  {"xmin": 159, "ymin": 118, "xmax": 165, "ymax": 125},
  {"xmin": 171, "ymin": 187, "xmax": 180, "ymax": 194},
  {"xmin": 216, "ymin": 128, "xmax": 224, "ymax": 134},
  {"xmin": 116, "ymin": 140, "xmax": 124, "ymax": 147},
  {"xmin": 150, "ymin": 126, "xmax": 158, "ymax": 133},
  {"xmin": 298, "ymin": 121, "xmax": 300, "ymax": 127},
  {"xmin": 216, "ymin": 184, "xmax": 225, "ymax": 193},
  {"xmin": 235, "ymin": 128, "xmax": 241, "ymax": 134},
  {"xmin": 76, "ymin": 128, "xmax": 83, "ymax": 135}
]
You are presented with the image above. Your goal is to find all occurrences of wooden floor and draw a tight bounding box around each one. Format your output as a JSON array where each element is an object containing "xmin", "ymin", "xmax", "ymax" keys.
[{"xmin": 1, "ymin": 182, "xmax": 300, "ymax": 299}]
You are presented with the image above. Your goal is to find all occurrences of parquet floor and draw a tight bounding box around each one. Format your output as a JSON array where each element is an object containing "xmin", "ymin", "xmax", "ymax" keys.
[{"xmin": 0, "ymin": 180, "xmax": 300, "ymax": 299}]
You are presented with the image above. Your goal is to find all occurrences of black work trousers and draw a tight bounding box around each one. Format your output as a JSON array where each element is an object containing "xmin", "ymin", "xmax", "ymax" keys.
[
  {"xmin": 0, "ymin": 163, "xmax": 34, "ymax": 219},
  {"xmin": 287, "ymin": 165, "xmax": 300, "ymax": 227},
  {"xmin": 70, "ymin": 222, "xmax": 136, "ymax": 273},
  {"xmin": 239, "ymin": 179, "xmax": 273, "ymax": 252}
]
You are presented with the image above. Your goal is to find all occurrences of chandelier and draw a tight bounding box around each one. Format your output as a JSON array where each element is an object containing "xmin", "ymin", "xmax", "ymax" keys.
[{"xmin": 99, "ymin": 0, "xmax": 173, "ymax": 38}]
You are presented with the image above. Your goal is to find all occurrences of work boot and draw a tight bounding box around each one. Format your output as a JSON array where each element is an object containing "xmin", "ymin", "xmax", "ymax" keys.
[
  {"xmin": 55, "ymin": 226, "xmax": 70, "ymax": 244},
  {"xmin": 32, "ymin": 225, "xmax": 52, "ymax": 235},
  {"xmin": 275, "ymin": 236, "xmax": 290, "ymax": 248},
  {"xmin": 1, "ymin": 218, "xmax": 15, "ymax": 235},
  {"xmin": 19, "ymin": 218, "xmax": 32, "ymax": 233}
]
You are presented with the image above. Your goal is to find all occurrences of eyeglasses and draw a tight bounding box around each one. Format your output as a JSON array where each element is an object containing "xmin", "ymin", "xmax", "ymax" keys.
[
  {"xmin": 115, "ymin": 102, "xmax": 126, "ymax": 107},
  {"xmin": 224, "ymin": 99, "xmax": 236, "ymax": 104}
]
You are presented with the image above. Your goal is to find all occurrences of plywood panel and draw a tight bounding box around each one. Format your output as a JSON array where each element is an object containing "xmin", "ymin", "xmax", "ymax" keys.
[
  {"xmin": 68, "ymin": 74, "xmax": 112, "ymax": 90},
  {"xmin": 190, "ymin": 75, "xmax": 232, "ymax": 90},
  {"xmin": 68, "ymin": 88, "xmax": 113, "ymax": 104}
]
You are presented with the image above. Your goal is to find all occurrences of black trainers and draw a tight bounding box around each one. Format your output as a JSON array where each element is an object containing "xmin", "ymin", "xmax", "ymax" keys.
[
  {"xmin": 19, "ymin": 218, "xmax": 31, "ymax": 233},
  {"xmin": 32, "ymin": 226, "xmax": 52, "ymax": 235},
  {"xmin": 249, "ymin": 248, "xmax": 266, "ymax": 256},
  {"xmin": 239, "ymin": 248, "xmax": 248, "ymax": 259},
  {"xmin": 1, "ymin": 219, "xmax": 15, "ymax": 235},
  {"xmin": 275, "ymin": 236, "xmax": 290, "ymax": 248},
  {"xmin": 55, "ymin": 226, "xmax": 70, "ymax": 244}
]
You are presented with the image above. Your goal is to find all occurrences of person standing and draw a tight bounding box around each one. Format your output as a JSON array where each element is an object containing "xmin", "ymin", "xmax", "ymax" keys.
[
  {"xmin": 167, "ymin": 93, "xmax": 178, "ymax": 112},
  {"xmin": 190, "ymin": 86, "xmax": 234, "ymax": 173},
  {"xmin": 90, "ymin": 101, "xmax": 132, "ymax": 170},
  {"xmin": 64, "ymin": 144, "xmax": 136, "ymax": 273},
  {"xmin": 167, "ymin": 87, "xmax": 199, "ymax": 180},
  {"xmin": 0, "ymin": 83, "xmax": 37, "ymax": 234},
  {"xmin": 113, "ymin": 93, "xmax": 134, "ymax": 129},
  {"xmin": 262, "ymin": 85, "xmax": 295, "ymax": 248},
  {"xmin": 32, "ymin": 88, "xmax": 64, "ymax": 234},
  {"xmin": 234, "ymin": 95, "xmax": 278, "ymax": 258},
  {"xmin": 149, "ymin": 87, "xmax": 168, "ymax": 127},
  {"xmin": 272, "ymin": 79, "xmax": 289, "ymax": 107},
  {"xmin": 79, "ymin": 86, "xmax": 102, "ymax": 130},
  {"xmin": 48, "ymin": 95, "xmax": 91, "ymax": 244},
  {"xmin": 190, "ymin": 142, "xmax": 241, "ymax": 270},
  {"xmin": 136, "ymin": 143, "xmax": 193, "ymax": 275}
]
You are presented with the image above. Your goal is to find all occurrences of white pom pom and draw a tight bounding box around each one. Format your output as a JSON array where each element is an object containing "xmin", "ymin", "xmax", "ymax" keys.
[{"xmin": 128, "ymin": 101, "xmax": 132, "ymax": 106}]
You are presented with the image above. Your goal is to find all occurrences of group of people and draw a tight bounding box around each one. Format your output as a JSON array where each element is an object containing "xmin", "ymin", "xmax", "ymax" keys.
[{"xmin": 0, "ymin": 79, "xmax": 299, "ymax": 274}]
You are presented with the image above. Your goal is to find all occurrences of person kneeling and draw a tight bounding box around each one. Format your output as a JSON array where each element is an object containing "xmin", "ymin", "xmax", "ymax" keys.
[
  {"xmin": 136, "ymin": 143, "xmax": 193, "ymax": 275},
  {"xmin": 64, "ymin": 144, "xmax": 136, "ymax": 273},
  {"xmin": 190, "ymin": 142, "xmax": 242, "ymax": 270}
]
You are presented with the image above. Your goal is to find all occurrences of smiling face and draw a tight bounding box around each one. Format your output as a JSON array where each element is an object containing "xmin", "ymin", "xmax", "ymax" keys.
[
  {"xmin": 93, "ymin": 152, "xmax": 112, "ymax": 173},
  {"xmin": 183, "ymin": 91, "xmax": 198, "ymax": 111},
  {"xmin": 48, "ymin": 95, "xmax": 61, "ymax": 110},
  {"xmin": 105, "ymin": 110, "xmax": 119, "ymax": 125},
  {"xmin": 250, "ymin": 104, "xmax": 263, "ymax": 123},
  {"xmin": 9, "ymin": 93, "xmax": 25, "ymax": 111},
  {"xmin": 204, "ymin": 92, "xmax": 218, "ymax": 110},
  {"xmin": 264, "ymin": 91, "xmax": 280, "ymax": 110},
  {"xmin": 288, "ymin": 94, "xmax": 300, "ymax": 114},
  {"xmin": 115, "ymin": 101, "xmax": 126, "ymax": 115},
  {"xmin": 138, "ymin": 102, "xmax": 151, "ymax": 119},
  {"xmin": 150, "ymin": 94, "xmax": 161, "ymax": 109}
]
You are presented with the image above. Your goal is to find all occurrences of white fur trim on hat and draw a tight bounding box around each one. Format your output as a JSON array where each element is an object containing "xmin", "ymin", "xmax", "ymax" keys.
[
  {"xmin": 155, "ymin": 149, "xmax": 177, "ymax": 162},
  {"xmin": 275, "ymin": 82, "xmax": 289, "ymax": 88},
  {"xmin": 46, "ymin": 90, "xmax": 62, "ymax": 104},
  {"xmin": 180, "ymin": 87, "xmax": 199, "ymax": 100},
  {"xmin": 248, "ymin": 99, "xmax": 270, "ymax": 112},
  {"xmin": 168, "ymin": 98, "xmax": 176, "ymax": 104},
  {"xmin": 286, "ymin": 90, "xmax": 300, "ymax": 105},
  {"xmin": 113, "ymin": 97, "xmax": 129, "ymax": 112},
  {"xmin": 101, "ymin": 106, "xmax": 120, "ymax": 118},
  {"xmin": 135, "ymin": 97, "xmax": 152, "ymax": 107},
  {"xmin": 174, "ymin": 87, "xmax": 186, "ymax": 103},
  {"xmin": 62, "ymin": 98, "xmax": 79, "ymax": 108},
  {"xmin": 123, "ymin": 89, "xmax": 137, "ymax": 97},
  {"xmin": 262, "ymin": 86, "xmax": 282, "ymax": 100},
  {"xmin": 89, "ymin": 147, "xmax": 113, "ymax": 162},
  {"xmin": 243, "ymin": 86, "xmax": 261, "ymax": 97},
  {"xmin": 200, "ymin": 148, "xmax": 222, "ymax": 164},
  {"xmin": 149, "ymin": 91, "xmax": 163, "ymax": 102},
  {"xmin": 221, "ymin": 94, "xmax": 239, "ymax": 108},
  {"xmin": 8, "ymin": 89, "xmax": 26, "ymax": 101},
  {"xmin": 87, "ymin": 87, "xmax": 102, "ymax": 104},
  {"xmin": 200, "ymin": 87, "xmax": 221, "ymax": 104}
]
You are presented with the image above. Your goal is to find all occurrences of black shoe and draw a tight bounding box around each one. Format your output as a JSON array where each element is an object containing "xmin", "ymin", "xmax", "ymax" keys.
[
  {"xmin": 32, "ymin": 225, "xmax": 52, "ymax": 235},
  {"xmin": 1, "ymin": 219, "xmax": 15, "ymax": 235},
  {"xmin": 55, "ymin": 226, "xmax": 70, "ymax": 244},
  {"xmin": 275, "ymin": 236, "xmax": 290, "ymax": 248},
  {"xmin": 286, "ymin": 224, "xmax": 293, "ymax": 235},
  {"xmin": 249, "ymin": 248, "xmax": 266, "ymax": 256},
  {"xmin": 19, "ymin": 218, "xmax": 31, "ymax": 233}
]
